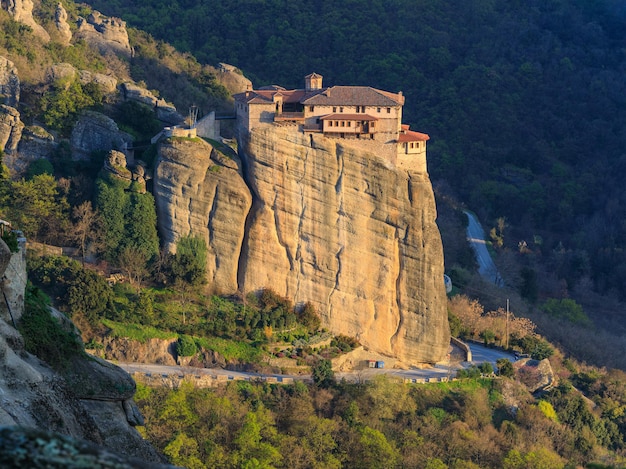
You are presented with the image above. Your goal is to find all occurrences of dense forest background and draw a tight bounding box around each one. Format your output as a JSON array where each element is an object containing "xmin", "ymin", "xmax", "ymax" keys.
[{"xmin": 85, "ymin": 0, "xmax": 626, "ymax": 306}]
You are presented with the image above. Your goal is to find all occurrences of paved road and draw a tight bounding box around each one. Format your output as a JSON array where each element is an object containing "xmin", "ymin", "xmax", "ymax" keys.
[
  {"xmin": 464, "ymin": 210, "xmax": 502, "ymax": 285},
  {"xmin": 113, "ymin": 343, "xmax": 517, "ymax": 384}
]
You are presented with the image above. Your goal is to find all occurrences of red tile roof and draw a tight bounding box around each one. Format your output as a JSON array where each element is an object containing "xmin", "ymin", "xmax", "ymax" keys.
[
  {"xmin": 398, "ymin": 129, "xmax": 430, "ymax": 142},
  {"xmin": 303, "ymin": 86, "xmax": 403, "ymax": 107}
]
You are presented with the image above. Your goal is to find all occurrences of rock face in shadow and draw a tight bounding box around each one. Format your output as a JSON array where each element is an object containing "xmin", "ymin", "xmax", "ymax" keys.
[
  {"xmin": 0, "ymin": 56, "xmax": 20, "ymax": 106},
  {"xmin": 0, "ymin": 240, "xmax": 165, "ymax": 464},
  {"xmin": 0, "ymin": 104, "xmax": 23, "ymax": 155},
  {"xmin": 154, "ymin": 128, "xmax": 450, "ymax": 364},
  {"xmin": 70, "ymin": 111, "xmax": 133, "ymax": 159},
  {"xmin": 0, "ymin": 427, "xmax": 176, "ymax": 468}
]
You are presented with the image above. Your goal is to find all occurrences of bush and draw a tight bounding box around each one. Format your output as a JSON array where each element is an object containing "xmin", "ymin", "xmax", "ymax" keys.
[
  {"xmin": 1, "ymin": 231, "xmax": 19, "ymax": 253},
  {"xmin": 331, "ymin": 334, "xmax": 359, "ymax": 353},
  {"xmin": 496, "ymin": 358, "xmax": 514, "ymax": 377},
  {"xmin": 176, "ymin": 335, "xmax": 198, "ymax": 357},
  {"xmin": 542, "ymin": 298, "xmax": 591, "ymax": 326}
]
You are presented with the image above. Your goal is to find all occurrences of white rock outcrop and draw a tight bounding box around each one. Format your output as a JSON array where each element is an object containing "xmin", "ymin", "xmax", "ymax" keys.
[
  {"xmin": 54, "ymin": 2, "xmax": 72, "ymax": 45},
  {"xmin": 1, "ymin": 0, "xmax": 50, "ymax": 42},
  {"xmin": 75, "ymin": 11, "xmax": 132, "ymax": 57}
]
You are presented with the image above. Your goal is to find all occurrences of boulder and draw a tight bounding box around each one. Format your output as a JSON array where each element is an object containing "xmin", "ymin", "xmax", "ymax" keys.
[
  {"xmin": 0, "ymin": 427, "xmax": 172, "ymax": 468},
  {"xmin": 0, "ymin": 104, "xmax": 23, "ymax": 155},
  {"xmin": 121, "ymin": 82, "xmax": 183, "ymax": 125},
  {"xmin": 101, "ymin": 337, "xmax": 178, "ymax": 366},
  {"xmin": 515, "ymin": 357, "xmax": 557, "ymax": 394},
  {"xmin": 79, "ymin": 70, "xmax": 118, "ymax": 94},
  {"xmin": 237, "ymin": 128, "xmax": 450, "ymax": 364},
  {"xmin": 0, "ymin": 234, "xmax": 26, "ymax": 323},
  {"xmin": 216, "ymin": 62, "xmax": 253, "ymax": 95},
  {"xmin": 63, "ymin": 355, "xmax": 136, "ymax": 401},
  {"xmin": 75, "ymin": 11, "xmax": 132, "ymax": 58},
  {"xmin": 0, "ymin": 56, "xmax": 20, "ymax": 106},
  {"xmin": 154, "ymin": 138, "xmax": 253, "ymax": 295},
  {"xmin": 46, "ymin": 62, "xmax": 78, "ymax": 86},
  {"xmin": 70, "ymin": 111, "xmax": 133, "ymax": 160},
  {"xmin": 153, "ymin": 126, "xmax": 451, "ymax": 364},
  {"xmin": 14, "ymin": 126, "xmax": 57, "ymax": 175}
]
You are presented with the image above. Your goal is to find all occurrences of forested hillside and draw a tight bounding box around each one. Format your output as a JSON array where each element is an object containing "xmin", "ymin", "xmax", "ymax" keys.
[{"xmin": 85, "ymin": 0, "xmax": 626, "ymax": 304}]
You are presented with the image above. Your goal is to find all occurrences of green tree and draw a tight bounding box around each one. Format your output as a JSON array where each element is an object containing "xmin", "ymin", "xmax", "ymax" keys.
[
  {"xmin": 311, "ymin": 359, "xmax": 334, "ymax": 388},
  {"xmin": 171, "ymin": 235, "xmax": 208, "ymax": 286},
  {"xmin": 40, "ymin": 78, "xmax": 103, "ymax": 133},
  {"xmin": 6, "ymin": 174, "xmax": 69, "ymax": 241},
  {"xmin": 163, "ymin": 432, "xmax": 206, "ymax": 469},
  {"xmin": 497, "ymin": 358, "xmax": 515, "ymax": 378},
  {"xmin": 358, "ymin": 426, "xmax": 400, "ymax": 469},
  {"xmin": 125, "ymin": 191, "xmax": 159, "ymax": 260},
  {"xmin": 95, "ymin": 173, "xmax": 128, "ymax": 260}
]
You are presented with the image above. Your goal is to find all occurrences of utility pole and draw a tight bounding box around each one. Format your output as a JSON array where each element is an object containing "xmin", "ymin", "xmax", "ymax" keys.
[{"xmin": 505, "ymin": 298, "xmax": 510, "ymax": 349}]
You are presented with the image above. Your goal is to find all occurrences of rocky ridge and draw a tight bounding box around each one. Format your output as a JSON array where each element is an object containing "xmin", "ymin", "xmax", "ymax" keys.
[{"xmin": 154, "ymin": 127, "xmax": 450, "ymax": 365}]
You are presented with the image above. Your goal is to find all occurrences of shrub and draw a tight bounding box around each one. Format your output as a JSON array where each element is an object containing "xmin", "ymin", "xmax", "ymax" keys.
[
  {"xmin": 542, "ymin": 298, "xmax": 591, "ymax": 326},
  {"xmin": 496, "ymin": 358, "xmax": 514, "ymax": 377},
  {"xmin": 176, "ymin": 335, "xmax": 198, "ymax": 357},
  {"xmin": 1, "ymin": 231, "xmax": 19, "ymax": 253},
  {"xmin": 18, "ymin": 284, "xmax": 85, "ymax": 371}
]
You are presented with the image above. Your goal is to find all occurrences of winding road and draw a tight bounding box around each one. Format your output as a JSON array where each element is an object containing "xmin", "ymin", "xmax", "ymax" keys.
[
  {"xmin": 464, "ymin": 210, "xmax": 502, "ymax": 285},
  {"xmin": 114, "ymin": 343, "xmax": 517, "ymax": 385}
]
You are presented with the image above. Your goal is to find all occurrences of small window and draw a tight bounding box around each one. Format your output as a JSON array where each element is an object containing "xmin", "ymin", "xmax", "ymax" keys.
[
  {"xmin": 416, "ymin": 142, "xmax": 420, "ymax": 148},
  {"xmin": 410, "ymin": 142, "xmax": 414, "ymax": 148},
  {"xmin": 362, "ymin": 106, "xmax": 366, "ymax": 113},
  {"xmin": 328, "ymin": 121, "xmax": 333, "ymax": 127},
  {"xmin": 309, "ymin": 106, "xmax": 314, "ymax": 112},
  {"xmin": 370, "ymin": 134, "xmax": 374, "ymax": 139},
  {"xmin": 335, "ymin": 121, "xmax": 339, "ymax": 126},
  {"xmin": 347, "ymin": 121, "xmax": 351, "ymax": 127},
  {"xmin": 340, "ymin": 107, "xmax": 344, "ymax": 113},
  {"xmin": 370, "ymin": 122, "xmax": 375, "ymax": 128},
  {"xmin": 377, "ymin": 107, "xmax": 381, "ymax": 113},
  {"xmin": 386, "ymin": 107, "xmax": 391, "ymax": 113},
  {"xmin": 333, "ymin": 107, "xmax": 337, "ymax": 112},
  {"xmin": 341, "ymin": 121, "xmax": 345, "ymax": 127}
]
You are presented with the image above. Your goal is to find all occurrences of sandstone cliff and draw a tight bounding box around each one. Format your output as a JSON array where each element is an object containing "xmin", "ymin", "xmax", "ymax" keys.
[
  {"xmin": 154, "ymin": 129, "xmax": 450, "ymax": 364},
  {"xmin": 154, "ymin": 137, "xmax": 252, "ymax": 294}
]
